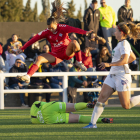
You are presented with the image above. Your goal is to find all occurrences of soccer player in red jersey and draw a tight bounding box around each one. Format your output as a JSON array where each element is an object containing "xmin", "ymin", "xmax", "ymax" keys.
[{"xmin": 17, "ymin": 1, "xmax": 93, "ymax": 83}]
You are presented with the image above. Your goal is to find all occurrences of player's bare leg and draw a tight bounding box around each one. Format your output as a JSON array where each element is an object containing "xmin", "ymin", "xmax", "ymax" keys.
[
  {"xmin": 66, "ymin": 40, "xmax": 87, "ymax": 71},
  {"xmin": 118, "ymin": 91, "xmax": 140, "ymax": 109},
  {"xmin": 17, "ymin": 53, "xmax": 55, "ymax": 83}
]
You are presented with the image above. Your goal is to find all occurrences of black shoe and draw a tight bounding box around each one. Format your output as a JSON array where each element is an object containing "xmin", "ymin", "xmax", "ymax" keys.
[
  {"xmin": 101, "ymin": 118, "xmax": 113, "ymax": 123},
  {"xmin": 87, "ymin": 100, "xmax": 97, "ymax": 108}
]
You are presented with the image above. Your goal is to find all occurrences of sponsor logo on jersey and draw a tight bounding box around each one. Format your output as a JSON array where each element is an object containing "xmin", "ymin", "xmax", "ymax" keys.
[
  {"xmin": 112, "ymin": 50, "xmax": 115, "ymax": 57},
  {"xmin": 59, "ymin": 24, "xmax": 66, "ymax": 27},
  {"xmin": 49, "ymin": 36, "xmax": 52, "ymax": 39},
  {"xmin": 59, "ymin": 103, "xmax": 62, "ymax": 109},
  {"xmin": 121, "ymin": 80, "xmax": 128, "ymax": 85},
  {"xmin": 53, "ymin": 41, "xmax": 63, "ymax": 47},
  {"xmin": 59, "ymin": 33, "xmax": 63, "ymax": 37}
]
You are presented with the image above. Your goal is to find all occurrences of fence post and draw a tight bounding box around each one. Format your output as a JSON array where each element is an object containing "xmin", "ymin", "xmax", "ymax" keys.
[
  {"xmin": 63, "ymin": 74, "xmax": 68, "ymax": 103},
  {"xmin": 0, "ymin": 75, "xmax": 4, "ymax": 109}
]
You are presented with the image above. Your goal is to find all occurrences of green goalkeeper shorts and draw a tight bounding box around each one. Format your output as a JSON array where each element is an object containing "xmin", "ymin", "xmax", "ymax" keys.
[{"xmin": 41, "ymin": 101, "xmax": 69, "ymax": 124}]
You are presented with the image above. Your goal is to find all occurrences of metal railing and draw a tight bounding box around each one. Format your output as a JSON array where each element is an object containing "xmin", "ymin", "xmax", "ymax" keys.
[{"xmin": 0, "ymin": 71, "xmax": 140, "ymax": 109}]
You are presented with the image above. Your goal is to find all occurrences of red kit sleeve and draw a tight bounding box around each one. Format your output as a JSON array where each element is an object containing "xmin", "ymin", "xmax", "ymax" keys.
[
  {"xmin": 63, "ymin": 25, "xmax": 87, "ymax": 35},
  {"xmin": 21, "ymin": 29, "xmax": 48, "ymax": 51}
]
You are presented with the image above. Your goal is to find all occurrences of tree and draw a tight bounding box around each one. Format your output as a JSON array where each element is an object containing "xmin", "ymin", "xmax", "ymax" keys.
[
  {"xmin": 23, "ymin": 0, "xmax": 34, "ymax": 22},
  {"xmin": 33, "ymin": 2, "xmax": 38, "ymax": 22},
  {"xmin": 56, "ymin": 0, "xmax": 61, "ymax": 6},
  {"xmin": 84, "ymin": 0, "xmax": 88, "ymax": 10},
  {"xmin": 39, "ymin": 0, "xmax": 50, "ymax": 22},
  {"xmin": 8, "ymin": 0, "xmax": 24, "ymax": 22},
  {"xmin": 66, "ymin": 0, "xmax": 75, "ymax": 19},
  {"xmin": 77, "ymin": 5, "xmax": 82, "ymax": 22},
  {"xmin": 0, "ymin": 0, "xmax": 8, "ymax": 22}
]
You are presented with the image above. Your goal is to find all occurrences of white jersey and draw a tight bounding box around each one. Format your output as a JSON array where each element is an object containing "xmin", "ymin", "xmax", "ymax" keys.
[{"xmin": 110, "ymin": 40, "xmax": 132, "ymax": 74}]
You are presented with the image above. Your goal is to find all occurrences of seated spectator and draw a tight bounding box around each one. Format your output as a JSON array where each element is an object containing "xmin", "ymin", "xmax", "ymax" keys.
[
  {"xmin": 8, "ymin": 59, "xmax": 28, "ymax": 107},
  {"xmin": 85, "ymin": 32, "xmax": 106, "ymax": 57},
  {"xmin": 129, "ymin": 60, "xmax": 138, "ymax": 80},
  {"xmin": 40, "ymin": 45, "xmax": 50, "ymax": 72},
  {"xmin": 96, "ymin": 46, "xmax": 112, "ymax": 80},
  {"xmin": 5, "ymin": 34, "xmax": 26, "ymax": 70},
  {"xmin": 0, "ymin": 44, "xmax": 6, "ymax": 72},
  {"xmin": 42, "ymin": 44, "xmax": 50, "ymax": 53},
  {"xmin": 48, "ymin": 61, "xmax": 69, "ymax": 100},
  {"xmin": 29, "ymin": 63, "xmax": 51, "ymax": 102},
  {"xmin": 68, "ymin": 62, "xmax": 87, "ymax": 88},
  {"xmin": 81, "ymin": 47, "xmax": 97, "ymax": 80},
  {"xmin": 26, "ymin": 33, "xmax": 41, "ymax": 59},
  {"xmin": 63, "ymin": 57, "xmax": 74, "ymax": 71}
]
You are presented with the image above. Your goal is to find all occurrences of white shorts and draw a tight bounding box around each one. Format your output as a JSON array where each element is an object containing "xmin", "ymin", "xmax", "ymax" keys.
[{"xmin": 104, "ymin": 74, "xmax": 132, "ymax": 92}]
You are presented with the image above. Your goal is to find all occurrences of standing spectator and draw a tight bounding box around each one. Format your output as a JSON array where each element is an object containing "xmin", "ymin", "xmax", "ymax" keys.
[
  {"xmin": 99, "ymin": 0, "xmax": 116, "ymax": 53},
  {"xmin": 8, "ymin": 59, "xmax": 28, "ymax": 107},
  {"xmin": 118, "ymin": 0, "xmax": 133, "ymax": 23},
  {"xmin": 83, "ymin": 0, "xmax": 100, "ymax": 34},
  {"xmin": 84, "ymin": 0, "xmax": 100, "ymax": 34}
]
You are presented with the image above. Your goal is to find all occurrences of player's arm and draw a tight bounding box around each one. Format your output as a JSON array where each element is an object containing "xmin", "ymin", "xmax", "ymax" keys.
[
  {"xmin": 19, "ymin": 30, "xmax": 48, "ymax": 52},
  {"xmin": 64, "ymin": 25, "xmax": 92, "ymax": 36},
  {"xmin": 128, "ymin": 51, "xmax": 136, "ymax": 64}
]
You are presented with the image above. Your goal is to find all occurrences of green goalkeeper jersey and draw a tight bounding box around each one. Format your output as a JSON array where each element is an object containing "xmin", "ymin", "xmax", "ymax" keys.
[{"xmin": 30, "ymin": 101, "xmax": 69, "ymax": 124}]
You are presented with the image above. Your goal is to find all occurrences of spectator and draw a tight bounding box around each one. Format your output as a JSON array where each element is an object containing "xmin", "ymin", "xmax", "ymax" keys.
[
  {"xmin": 5, "ymin": 34, "xmax": 26, "ymax": 70},
  {"xmin": 99, "ymin": 0, "xmax": 116, "ymax": 53},
  {"xmin": 8, "ymin": 59, "xmax": 28, "ymax": 107},
  {"xmin": 82, "ymin": 47, "xmax": 97, "ymax": 82},
  {"xmin": 29, "ymin": 63, "xmax": 51, "ymax": 102},
  {"xmin": 49, "ymin": 61, "xmax": 69, "ymax": 100},
  {"xmin": 26, "ymin": 33, "xmax": 41, "ymax": 59},
  {"xmin": 41, "ymin": 45, "xmax": 50, "ymax": 72},
  {"xmin": 81, "ymin": 47, "xmax": 93, "ymax": 69},
  {"xmin": 0, "ymin": 44, "xmax": 6, "ymax": 72},
  {"xmin": 83, "ymin": 0, "xmax": 100, "ymax": 34},
  {"xmin": 68, "ymin": 62, "xmax": 87, "ymax": 88},
  {"xmin": 85, "ymin": 32, "xmax": 106, "ymax": 57},
  {"xmin": 63, "ymin": 58, "xmax": 74, "ymax": 71},
  {"xmin": 118, "ymin": 0, "xmax": 133, "ymax": 23},
  {"xmin": 42, "ymin": 44, "xmax": 50, "ymax": 53},
  {"xmin": 96, "ymin": 46, "xmax": 112, "ymax": 80}
]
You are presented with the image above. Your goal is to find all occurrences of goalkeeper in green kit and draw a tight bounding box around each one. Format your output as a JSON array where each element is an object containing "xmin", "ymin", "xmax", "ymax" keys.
[{"xmin": 30, "ymin": 101, "xmax": 113, "ymax": 124}]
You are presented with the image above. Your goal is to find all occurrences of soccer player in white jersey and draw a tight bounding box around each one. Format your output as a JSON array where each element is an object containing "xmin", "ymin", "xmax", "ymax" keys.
[{"xmin": 83, "ymin": 22, "xmax": 140, "ymax": 128}]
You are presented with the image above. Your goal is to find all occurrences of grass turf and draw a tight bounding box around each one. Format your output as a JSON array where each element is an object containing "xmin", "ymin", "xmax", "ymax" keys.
[{"xmin": 0, "ymin": 107, "xmax": 140, "ymax": 140}]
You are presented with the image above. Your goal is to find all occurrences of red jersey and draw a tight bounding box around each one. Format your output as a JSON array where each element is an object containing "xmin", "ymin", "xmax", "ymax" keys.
[{"xmin": 21, "ymin": 24, "xmax": 87, "ymax": 53}]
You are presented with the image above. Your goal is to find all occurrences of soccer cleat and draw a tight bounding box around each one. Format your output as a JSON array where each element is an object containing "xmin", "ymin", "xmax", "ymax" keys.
[
  {"xmin": 82, "ymin": 123, "xmax": 97, "ymax": 129},
  {"xmin": 101, "ymin": 118, "xmax": 113, "ymax": 123},
  {"xmin": 75, "ymin": 61, "xmax": 87, "ymax": 71},
  {"xmin": 17, "ymin": 75, "xmax": 30, "ymax": 83},
  {"xmin": 87, "ymin": 100, "xmax": 97, "ymax": 108}
]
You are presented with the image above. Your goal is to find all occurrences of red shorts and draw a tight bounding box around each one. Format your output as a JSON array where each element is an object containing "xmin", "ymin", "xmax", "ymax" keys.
[{"xmin": 49, "ymin": 49, "xmax": 74, "ymax": 65}]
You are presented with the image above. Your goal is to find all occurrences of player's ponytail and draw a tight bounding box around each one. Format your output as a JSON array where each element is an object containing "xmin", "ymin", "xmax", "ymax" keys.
[
  {"xmin": 47, "ymin": 0, "xmax": 67, "ymax": 25},
  {"xmin": 118, "ymin": 22, "xmax": 140, "ymax": 44}
]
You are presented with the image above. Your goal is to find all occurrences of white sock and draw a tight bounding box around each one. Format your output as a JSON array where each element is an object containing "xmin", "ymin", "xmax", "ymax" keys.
[
  {"xmin": 129, "ymin": 95, "xmax": 140, "ymax": 108},
  {"xmin": 77, "ymin": 61, "xmax": 82, "ymax": 63},
  {"xmin": 26, "ymin": 74, "xmax": 30, "ymax": 78},
  {"xmin": 91, "ymin": 102, "xmax": 105, "ymax": 124}
]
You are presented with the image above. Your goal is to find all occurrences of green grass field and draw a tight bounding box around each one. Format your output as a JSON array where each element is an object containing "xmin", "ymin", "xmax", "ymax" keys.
[{"xmin": 0, "ymin": 107, "xmax": 140, "ymax": 140}]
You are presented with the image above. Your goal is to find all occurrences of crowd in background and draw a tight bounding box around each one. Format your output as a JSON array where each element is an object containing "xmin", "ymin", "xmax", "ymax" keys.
[{"xmin": 0, "ymin": 0, "xmax": 138, "ymax": 107}]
